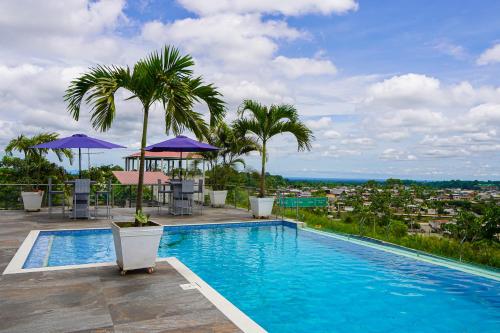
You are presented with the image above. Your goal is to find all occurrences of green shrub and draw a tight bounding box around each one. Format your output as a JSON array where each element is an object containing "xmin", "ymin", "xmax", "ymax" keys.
[
  {"xmin": 391, "ymin": 221, "xmax": 408, "ymax": 238},
  {"xmin": 287, "ymin": 208, "xmax": 500, "ymax": 268}
]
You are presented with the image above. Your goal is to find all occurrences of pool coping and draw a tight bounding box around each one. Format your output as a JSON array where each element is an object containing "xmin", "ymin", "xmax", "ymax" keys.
[
  {"xmin": 3, "ymin": 219, "xmax": 294, "ymax": 275},
  {"xmin": 3, "ymin": 222, "xmax": 272, "ymax": 333},
  {"xmin": 303, "ymin": 227, "xmax": 500, "ymax": 282}
]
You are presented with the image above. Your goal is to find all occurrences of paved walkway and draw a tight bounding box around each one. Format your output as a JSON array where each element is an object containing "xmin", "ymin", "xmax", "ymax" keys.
[{"xmin": 0, "ymin": 207, "xmax": 258, "ymax": 332}]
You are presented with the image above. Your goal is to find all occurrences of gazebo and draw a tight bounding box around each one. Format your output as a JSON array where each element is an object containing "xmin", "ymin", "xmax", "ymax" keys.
[{"xmin": 123, "ymin": 151, "xmax": 203, "ymax": 173}]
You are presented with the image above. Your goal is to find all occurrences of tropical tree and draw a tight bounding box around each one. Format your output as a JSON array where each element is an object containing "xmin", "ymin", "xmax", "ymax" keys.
[
  {"xmin": 204, "ymin": 122, "xmax": 260, "ymax": 190},
  {"xmin": 6, "ymin": 133, "xmax": 73, "ymax": 163},
  {"xmin": 234, "ymin": 99, "xmax": 313, "ymax": 197},
  {"xmin": 65, "ymin": 46, "xmax": 225, "ymax": 223},
  {"xmin": 481, "ymin": 204, "xmax": 500, "ymax": 241},
  {"xmin": 5, "ymin": 133, "xmax": 73, "ymax": 188}
]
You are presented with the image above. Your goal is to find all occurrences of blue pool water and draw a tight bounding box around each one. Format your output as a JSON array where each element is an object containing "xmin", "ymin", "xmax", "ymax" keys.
[{"xmin": 24, "ymin": 222, "xmax": 499, "ymax": 333}]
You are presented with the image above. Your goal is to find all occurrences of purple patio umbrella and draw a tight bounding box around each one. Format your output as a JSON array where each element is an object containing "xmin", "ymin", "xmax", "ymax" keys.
[
  {"xmin": 32, "ymin": 134, "xmax": 125, "ymax": 177},
  {"xmin": 145, "ymin": 135, "xmax": 219, "ymax": 179}
]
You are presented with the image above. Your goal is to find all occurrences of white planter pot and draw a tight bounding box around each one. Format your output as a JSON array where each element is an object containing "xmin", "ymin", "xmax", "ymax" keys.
[
  {"xmin": 111, "ymin": 221, "xmax": 163, "ymax": 273},
  {"xmin": 250, "ymin": 196, "xmax": 275, "ymax": 218},
  {"xmin": 21, "ymin": 191, "xmax": 44, "ymax": 212},
  {"xmin": 209, "ymin": 190, "xmax": 227, "ymax": 207}
]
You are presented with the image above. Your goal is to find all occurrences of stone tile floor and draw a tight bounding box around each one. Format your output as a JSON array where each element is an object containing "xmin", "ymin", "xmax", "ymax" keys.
[{"xmin": 0, "ymin": 207, "xmax": 259, "ymax": 332}]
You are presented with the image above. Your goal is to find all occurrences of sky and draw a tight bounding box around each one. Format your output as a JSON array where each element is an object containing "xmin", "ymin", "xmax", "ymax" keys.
[{"xmin": 1, "ymin": 0, "xmax": 500, "ymax": 180}]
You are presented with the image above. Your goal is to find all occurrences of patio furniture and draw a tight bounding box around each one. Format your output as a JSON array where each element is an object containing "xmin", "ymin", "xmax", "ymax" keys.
[
  {"xmin": 157, "ymin": 179, "xmax": 173, "ymax": 214},
  {"xmin": 94, "ymin": 179, "xmax": 112, "ymax": 219},
  {"xmin": 73, "ymin": 179, "xmax": 91, "ymax": 219},
  {"xmin": 171, "ymin": 180, "xmax": 194, "ymax": 215},
  {"xmin": 65, "ymin": 179, "xmax": 95, "ymax": 219},
  {"xmin": 47, "ymin": 177, "xmax": 65, "ymax": 218}
]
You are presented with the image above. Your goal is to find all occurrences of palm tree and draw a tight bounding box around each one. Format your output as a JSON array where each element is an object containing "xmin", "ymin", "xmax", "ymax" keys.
[
  {"xmin": 234, "ymin": 100, "xmax": 313, "ymax": 197},
  {"xmin": 214, "ymin": 123, "xmax": 260, "ymax": 168},
  {"xmin": 65, "ymin": 46, "xmax": 225, "ymax": 222},
  {"xmin": 6, "ymin": 133, "xmax": 73, "ymax": 188},
  {"xmin": 205, "ymin": 123, "xmax": 260, "ymax": 190},
  {"xmin": 6, "ymin": 133, "xmax": 73, "ymax": 163}
]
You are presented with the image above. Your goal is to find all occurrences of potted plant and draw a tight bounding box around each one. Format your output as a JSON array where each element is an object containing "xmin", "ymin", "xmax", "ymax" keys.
[
  {"xmin": 234, "ymin": 100, "xmax": 313, "ymax": 217},
  {"xmin": 65, "ymin": 45, "xmax": 225, "ymax": 274},
  {"xmin": 5, "ymin": 133, "xmax": 73, "ymax": 211},
  {"xmin": 208, "ymin": 165, "xmax": 228, "ymax": 207},
  {"xmin": 111, "ymin": 211, "xmax": 163, "ymax": 274},
  {"xmin": 206, "ymin": 123, "xmax": 259, "ymax": 207}
]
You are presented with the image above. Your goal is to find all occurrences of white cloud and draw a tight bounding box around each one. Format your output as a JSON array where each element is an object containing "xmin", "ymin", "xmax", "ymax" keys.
[
  {"xmin": 380, "ymin": 148, "xmax": 417, "ymax": 161},
  {"xmin": 324, "ymin": 130, "xmax": 342, "ymax": 139},
  {"xmin": 0, "ymin": 0, "xmax": 125, "ymax": 35},
  {"xmin": 341, "ymin": 137, "xmax": 374, "ymax": 146},
  {"xmin": 366, "ymin": 73, "xmax": 442, "ymax": 108},
  {"xmin": 370, "ymin": 108, "xmax": 446, "ymax": 131},
  {"xmin": 377, "ymin": 131, "xmax": 409, "ymax": 142},
  {"xmin": 465, "ymin": 103, "xmax": 500, "ymax": 125},
  {"xmin": 0, "ymin": 0, "xmax": 132, "ymax": 64},
  {"xmin": 433, "ymin": 41, "xmax": 466, "ymax": 59},
  {"xmin": 273, "ymin": 56, "xmax": 337, "ymax": 78},
  {"xmin": 305, "ymin": 116, "xmax": 333, "ymax": 129},
  {"xmin": 176, "ymin": 0, "xmax": 359, "ymax": 16},
  {"xmin": 421, "ymin": 149, "xmax": 470, "ymax": 159},
  {"xmin": 477, "ymin": 43, "xmax": 500, "ymax": 65},
  {"xmin": 141, "ymin": 15, "xmax": 303, "ymax": 67}
]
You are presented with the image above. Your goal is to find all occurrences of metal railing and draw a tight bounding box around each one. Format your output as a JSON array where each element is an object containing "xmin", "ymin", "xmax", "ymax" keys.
[{"xmin": 0, "ymin": 182, "xmax": 295, "ymax": 221}]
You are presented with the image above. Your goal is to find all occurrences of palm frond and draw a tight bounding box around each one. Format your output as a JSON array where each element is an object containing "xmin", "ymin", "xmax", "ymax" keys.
[
  {"xmin": 65, "ymin": 65, "xmax": 131, "ymax": 131},
  {"xmin": 268, "ymin": 121, "xmax": 314, "ymax": 151}
]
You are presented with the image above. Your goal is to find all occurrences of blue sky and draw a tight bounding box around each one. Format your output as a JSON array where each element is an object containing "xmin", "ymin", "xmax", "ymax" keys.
[{"xmin": 1, "ymin": 0, "xmax": 500, "ymax": 180}]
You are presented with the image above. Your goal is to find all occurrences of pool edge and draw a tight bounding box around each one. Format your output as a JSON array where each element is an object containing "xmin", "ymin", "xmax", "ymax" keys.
[
  {"xmin": 303, "ymin": 227, "xmax": 500, "ymax": 282},
  {"xmin": 167, "ymin": 257, "xmax": 267, "ymax": 333}
]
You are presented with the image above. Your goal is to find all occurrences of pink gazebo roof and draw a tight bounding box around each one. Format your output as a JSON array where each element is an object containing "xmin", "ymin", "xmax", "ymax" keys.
[{"xmin": 112, "ymin": 171, "xmax": 169, "ymax": 185}]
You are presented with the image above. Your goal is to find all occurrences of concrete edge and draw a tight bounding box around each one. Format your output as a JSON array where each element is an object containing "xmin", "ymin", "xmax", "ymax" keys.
[
  {"xmin": 303, "ymin": 227, "xmax": 500, "ymax": 282},
  {"xmin": 167, "ymin": 257, "xmax": 267, "ymax": 333},
  {"xmin": 3, "ymin": 230, "xmax": 39, "ymax": 274}
]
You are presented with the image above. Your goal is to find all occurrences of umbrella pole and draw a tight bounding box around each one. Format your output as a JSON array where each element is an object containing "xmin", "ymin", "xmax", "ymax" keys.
[
  {"xmin": 78, "ymin": 148, "xmax": 82, "ymax": 179},
  {"xmin": 179, "ymin": 152, "xmax": 183, "ymax": 180}
]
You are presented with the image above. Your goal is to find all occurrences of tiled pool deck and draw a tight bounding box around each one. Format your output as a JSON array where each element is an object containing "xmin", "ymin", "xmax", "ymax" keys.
[{"xmin": 0, "ymin": 207, "xmax": 262, "ymax": 333}]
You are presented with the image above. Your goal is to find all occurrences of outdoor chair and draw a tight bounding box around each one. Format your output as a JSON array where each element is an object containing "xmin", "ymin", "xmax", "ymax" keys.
[
  {"xmin": 157, "ymin": 179, "xmax": 173, "ymax": 215},
  {"xmin": 172, "ymin": 180, "xmax": 194, "ymax": 215},
  {"xmin": 94, "ymin": 179, "xmax": 112, "ymax": 219},
  {"xmin": 47, "ymin": 177, "xmax": 65, "ymax": 218},
  {"xmin": 72, "ymin": 179, "xmax": 91, "ymax": 219}
]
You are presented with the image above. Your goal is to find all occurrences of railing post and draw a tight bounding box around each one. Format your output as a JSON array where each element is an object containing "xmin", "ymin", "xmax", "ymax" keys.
[
  {"xmin": 247, "ymin": 187, "xmax": 250, "ymax": 211},
  {"xmin": 234, "ymin": 185, "xmax": 237, "ymax": 208},
  {"xmin": 296, "ymin": 192, "xmax": 299, "ymax": 221}
]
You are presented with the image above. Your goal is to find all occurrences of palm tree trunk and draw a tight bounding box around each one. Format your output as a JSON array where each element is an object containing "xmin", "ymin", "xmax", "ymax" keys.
[
  {"xmin": 259, "ymin": 142, "xmax": 266, "ymax": 198},
  {"xmin": 135, "ymin": 106, "xmax": 149, "ymax": 224}
]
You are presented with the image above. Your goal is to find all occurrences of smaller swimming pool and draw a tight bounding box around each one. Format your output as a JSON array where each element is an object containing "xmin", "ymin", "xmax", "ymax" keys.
[{"xmin": 19, "ymin": 221, "xmax": 500, "ymax": 333}]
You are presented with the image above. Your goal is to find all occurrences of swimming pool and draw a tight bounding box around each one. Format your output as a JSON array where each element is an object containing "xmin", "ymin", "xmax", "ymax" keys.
[{"xmin": 22, "ymin": 221, "xmax": 500, "ymax": 332}]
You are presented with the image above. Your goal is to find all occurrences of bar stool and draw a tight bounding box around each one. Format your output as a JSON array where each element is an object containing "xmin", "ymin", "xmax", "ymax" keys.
[
  {"xmin": 94, "ymin": 179, "xmax": 112, "ymax": 219},
  {"xmin": 47, "ymin": 177, "xmax": 65, "ymax": 218}
]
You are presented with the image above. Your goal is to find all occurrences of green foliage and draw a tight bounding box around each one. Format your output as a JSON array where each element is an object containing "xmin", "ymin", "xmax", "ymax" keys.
[
  {"xmin": 134, "ymin": 210, "xmax": 149, "ymax": 225},
  {"xmin": 285, "ymin": 209, "xmax": 500, "ymax": 268},
  {"xmin": 390, "ymin": 221, "xmax": 408, "ymax": 238},
  {"xmin": 205, "ymin": 123, "xmax": 260, "ymax": 191},
  {"xmin": 5, "ymin": 133, "xmax": 73, "ymax": 189},
  {"xmin": 65, "ymin": 45, "xmax": 225, "ymax": 214},
  {"xmin": 233, "ymin": 99, "xmax": 313, "ymax": 197},
  {"xmin": 481, "ymin": 204, "xmax": 500, "ymax": 240}
]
